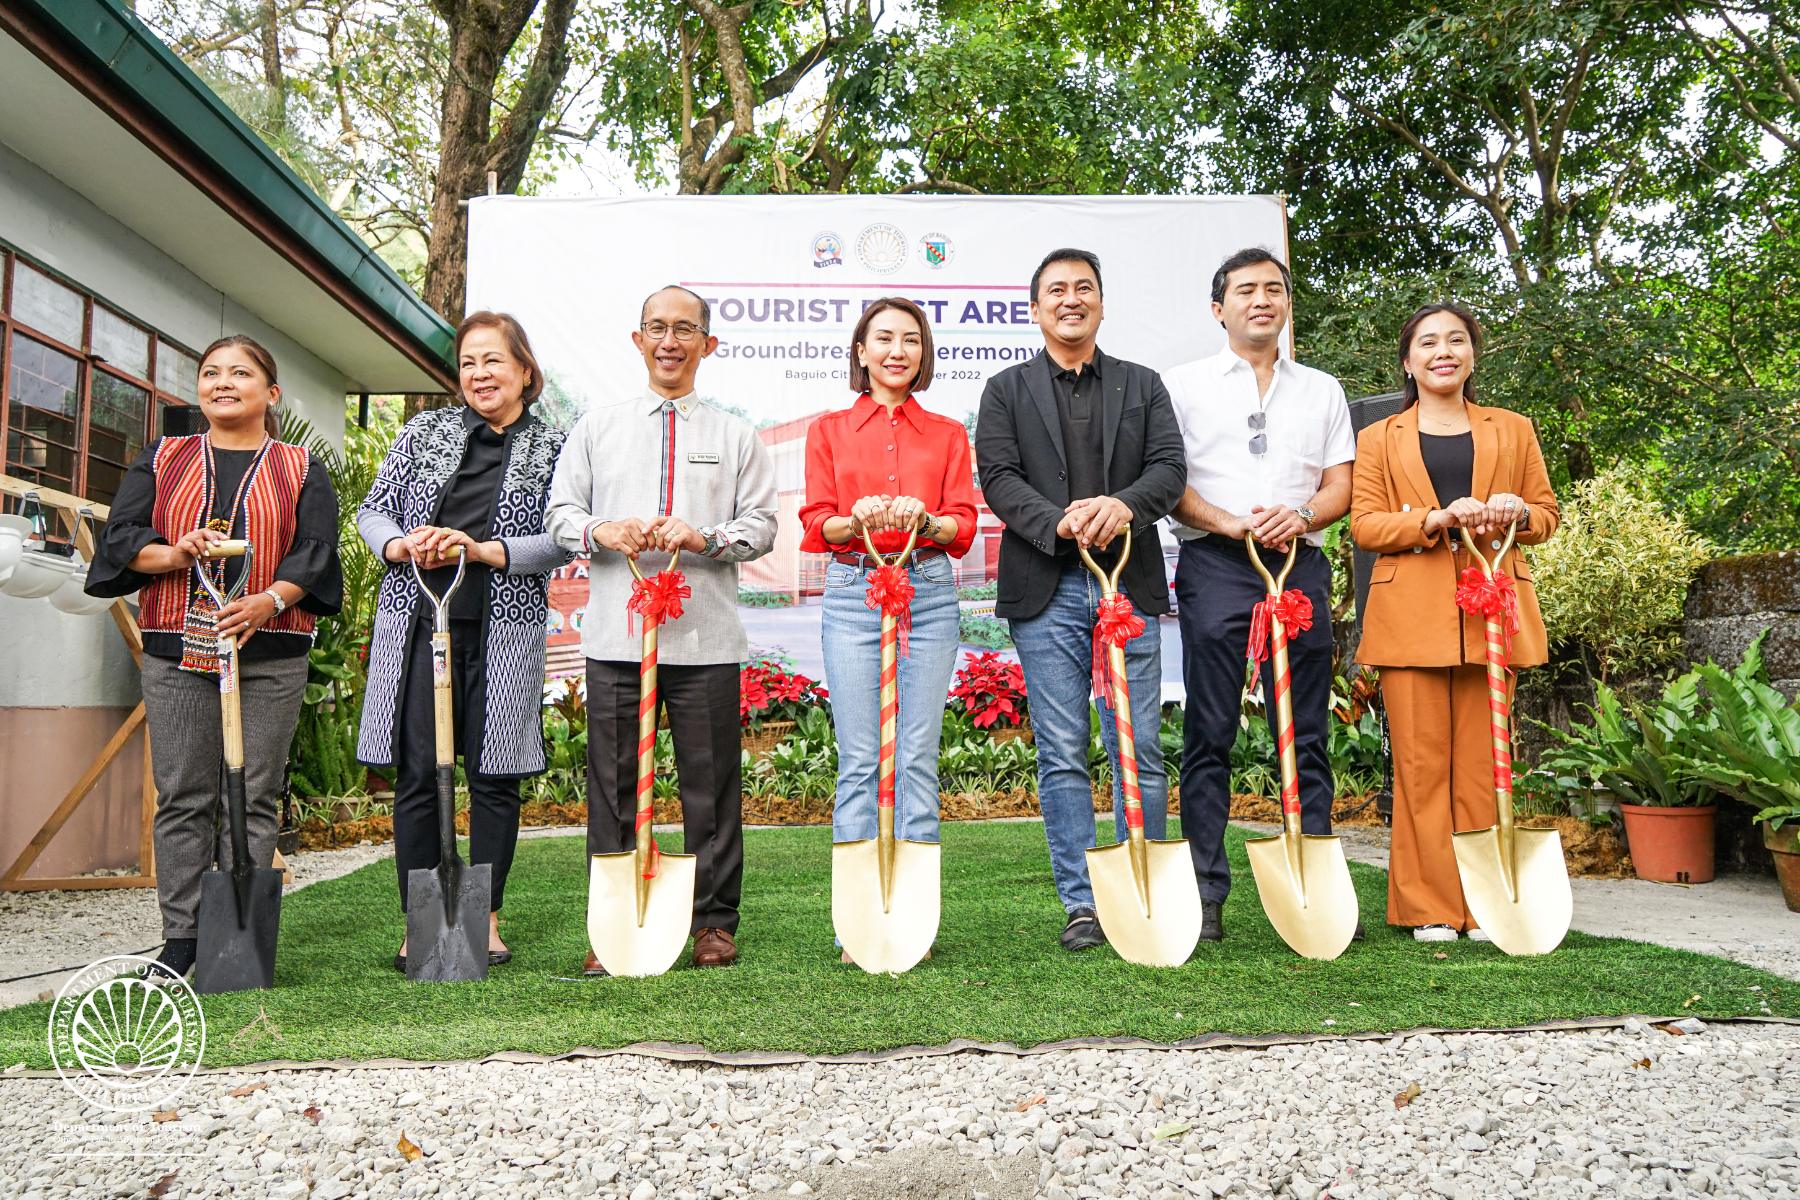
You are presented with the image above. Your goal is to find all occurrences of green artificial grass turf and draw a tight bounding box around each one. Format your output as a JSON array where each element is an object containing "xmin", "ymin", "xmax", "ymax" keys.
[{"xmin": 2, "ymin": 821, "xmax": 1792, "ymax": 1068}]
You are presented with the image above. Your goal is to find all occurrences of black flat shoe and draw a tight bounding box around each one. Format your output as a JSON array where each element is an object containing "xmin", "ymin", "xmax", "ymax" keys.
[
  {"xmin": 1199, "ymin": 900, "xmax": 1224, "ymax": 943},
  {"xmin": 487, "ymin": 950, "xmax": 512, "ymax": 966},
  {"xmin": 1352, "ymin": 921, "xmax": 1367, "ymax": 941},
  {"xmin": 393, "ymin": 954, "xmax": 407, "ymax": 973},
  {"xmin": 1060, "ymin": 908, "xmax": 1106, "ymax": 952}
]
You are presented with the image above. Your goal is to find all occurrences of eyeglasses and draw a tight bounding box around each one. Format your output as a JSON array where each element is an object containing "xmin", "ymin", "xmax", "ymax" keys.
[
  {"xmin": 641, "ymin": 321, "xmax": 708, "ymax": 342},
  {"xmin": 1248, "ymin": 411, "xmax": 1267, "ymax": 456}
]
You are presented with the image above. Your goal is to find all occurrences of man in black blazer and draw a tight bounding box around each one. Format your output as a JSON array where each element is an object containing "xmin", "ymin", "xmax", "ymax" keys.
[{"xmin": 974, "ymin": 248, "xmax": 1188, "ymax": 951}]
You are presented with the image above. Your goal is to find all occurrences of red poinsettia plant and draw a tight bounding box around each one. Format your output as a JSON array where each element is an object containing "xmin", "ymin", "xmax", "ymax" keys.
[
  {"xmin": 949, "ymin": 651, "xmax": 1029, "ymax": 729},
  {"xmin": 739, "ymin": 658, "xmax": 829, "ymax": 730}
]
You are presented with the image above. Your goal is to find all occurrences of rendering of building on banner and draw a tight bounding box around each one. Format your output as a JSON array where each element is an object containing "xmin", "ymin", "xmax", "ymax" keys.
[{"xmin": 0, "ymin": 0, "xmax": 454, "ymax": 886}]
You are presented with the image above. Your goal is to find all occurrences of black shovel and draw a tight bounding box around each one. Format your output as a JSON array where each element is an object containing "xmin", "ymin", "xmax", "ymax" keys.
[
  {"xmin": 194, "ymin": 539, "xmax": 284, "ymax": 995},
  {"xmin": 405, "ymin": 547, "xmax": 490, "ymax": 983}
]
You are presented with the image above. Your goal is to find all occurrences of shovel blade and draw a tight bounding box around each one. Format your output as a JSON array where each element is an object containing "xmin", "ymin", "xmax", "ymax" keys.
[
  {"xmin": 405, "ymin": 861, "xmax": 491, "ymax": 983},
  {"xmin": 193, "ymin": 867, "xmax": 282, "ymax": 994},
  {"xmin": 1087, "ymin": 839, "xmax": 1203, "ymax": 967},
  {"xmin": 1246, "ymin": 832, "xmax": 1359, "ymax": 961},
  {"xmin": 832, "ymin": 838, "xmax": 940, "ymax": 974},
  {"xmin": 1453, "ymin": 826, "xmax": 1573, "ymax": 956},
  {"xmin": 588, "ymin": 851, "xmax": 696, "ymax": 977}
]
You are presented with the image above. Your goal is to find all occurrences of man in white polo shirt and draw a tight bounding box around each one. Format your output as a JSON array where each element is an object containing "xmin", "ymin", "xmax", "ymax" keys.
[{"xmin": 1163, "ymin": 247, "xmax": 1356, "ymax": 943}]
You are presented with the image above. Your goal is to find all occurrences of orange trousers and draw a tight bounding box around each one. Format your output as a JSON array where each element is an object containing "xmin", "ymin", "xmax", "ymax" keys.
[{"xmin": 1381, "ymin": 665, "xmax": 1512, "ymax": 930}]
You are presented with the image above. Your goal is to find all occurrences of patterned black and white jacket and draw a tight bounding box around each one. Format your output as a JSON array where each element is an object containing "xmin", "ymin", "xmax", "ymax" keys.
[{"xmin": 356, "ymin": 404, "xmax": 569, "ymax": 777}]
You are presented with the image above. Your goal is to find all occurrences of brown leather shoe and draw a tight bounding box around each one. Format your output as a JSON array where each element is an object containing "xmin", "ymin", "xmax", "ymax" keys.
[
  {"xmin": 581, "ymin": 950, "xmax": 609, "ymax": 977},
  {"xmin": 692, "ymin": 927, "xmax": 737, "ymax": 968}
]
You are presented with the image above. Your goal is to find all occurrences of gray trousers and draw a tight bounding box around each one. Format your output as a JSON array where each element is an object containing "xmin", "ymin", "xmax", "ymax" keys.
[{"xmin": 141, "ymin": 652, "xmax": 309, "ymax": 939}]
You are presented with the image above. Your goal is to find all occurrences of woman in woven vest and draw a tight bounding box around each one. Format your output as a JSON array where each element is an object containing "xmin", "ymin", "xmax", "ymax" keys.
[
  {"xmin": 357, "ymin": 312, "xmax": 568, "ymax": 971},
  {"xmin": 85, "ymin": 335, "xmax": 342, "ymax": 980}
]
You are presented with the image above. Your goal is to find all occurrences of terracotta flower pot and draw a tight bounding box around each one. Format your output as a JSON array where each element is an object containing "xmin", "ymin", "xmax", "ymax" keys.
[
  {"xmin": 1619, "ymin": 803, "xmax": 1716, "ymax": 884},
  {"xmin": 1762, "ymin": 821, "xmax": 1800, "ymax": 914}
]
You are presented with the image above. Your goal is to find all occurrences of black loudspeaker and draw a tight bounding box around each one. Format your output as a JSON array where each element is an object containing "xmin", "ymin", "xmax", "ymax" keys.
[
  {"xmin": 1347, "ymin": 391, "xmax": 1407, "ymax": 828},
  {"xmin": 160, "ymin": 404, "xmax": 207, "ymax": 438}
]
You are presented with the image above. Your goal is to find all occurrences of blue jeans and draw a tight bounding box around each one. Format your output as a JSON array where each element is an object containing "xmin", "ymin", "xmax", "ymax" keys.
[
  {"xmin": 822, "ymin": 553, "xmax": 961, "ymax": 843},
  {"xmin": 1008, "ymin": 563, "xmax": 1168, "ymax": 913}
]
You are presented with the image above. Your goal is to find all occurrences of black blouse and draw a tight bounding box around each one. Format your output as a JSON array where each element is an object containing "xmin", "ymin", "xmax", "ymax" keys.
[
  {"xmin": 86, "ymin": 438, "xmax": 344, "ymax": 660},
  {"xmin": 1419, "ymin": 431, "xmax": 1474, "ymax": 510},
  {"xmin": 416, "ymin": 421, "xmax": 507, "ymax": 623}
]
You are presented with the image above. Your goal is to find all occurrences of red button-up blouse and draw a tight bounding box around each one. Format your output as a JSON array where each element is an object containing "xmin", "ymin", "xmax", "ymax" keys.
[{"xmin": 798, "ymin": 393, "xmax": 979, "ymax": 557}]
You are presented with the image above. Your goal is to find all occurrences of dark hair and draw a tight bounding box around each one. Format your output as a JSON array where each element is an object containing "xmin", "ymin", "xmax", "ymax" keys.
[
  {"xmin": 1398, "ymin": 303, "xmax": 1483, "ymax": 410},
  {"xmin": 1210, "ymin": 247, "xmax": 1292, "ymax": 305},
  {"xmin": 199, "ymin": 335, "xmax": 281, "ymax": 438},
  {"xmin": 640, "ymin": 285, "xmax": 711, "ymax": 331},
  {"xmin": 848, "ymin": 297, "xmax": 935, "ymax": 394},
  {"xmin": 1030, "ymin": 248, "xmax": 1103, "ymax": 301},
  {"xmin": 455, "ymin": 310, "xmax": 544, "ymax": 405}
]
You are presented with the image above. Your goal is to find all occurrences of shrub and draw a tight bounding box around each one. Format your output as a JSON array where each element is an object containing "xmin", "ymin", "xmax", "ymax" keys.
[
  {"xmin": 737, "ymin": 587, "xmax": 795, "ymax": 608},
  {"xmin": 740, "ymin": 658, "xmax": 829, "ymax": 729},
  {"xmin": 958, "ymin": 613, "xmax": 1013, "ymax": 649},
  {"xmin": 1528, "ymin": 468, "xmax": 1712, "ymax": 681},
  {"xmin": 949, "ymin": 651, "xmax": 1028, "ymax": 728}
]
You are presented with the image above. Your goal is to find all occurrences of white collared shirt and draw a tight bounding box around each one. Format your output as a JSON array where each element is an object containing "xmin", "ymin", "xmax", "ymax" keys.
[{"xmin": 1162, "ymin": 345, "xmax": 1356, "ymax": 547}]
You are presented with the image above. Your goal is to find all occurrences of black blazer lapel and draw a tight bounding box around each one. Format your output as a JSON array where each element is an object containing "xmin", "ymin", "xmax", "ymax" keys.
[
  {"xmin": 1024, "ymin": 352, "xmax": 1067, "ymax": 468},
  {"xmin": 1099, "ymin": 349, "xmax": 1125, "ymax": 489}
]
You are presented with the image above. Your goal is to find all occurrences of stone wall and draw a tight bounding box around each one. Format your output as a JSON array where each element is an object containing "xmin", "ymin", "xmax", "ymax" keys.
[{"xmin": 1683, "ymin": 549, "xmax": 1800, "ymax": 699}]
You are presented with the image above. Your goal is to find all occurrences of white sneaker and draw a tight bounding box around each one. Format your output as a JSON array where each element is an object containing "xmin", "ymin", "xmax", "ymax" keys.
[
  {"xmin": 1467, "ymin": 928, "xmax": 1492, "ymax": 943},
  {"xmin": 1413, "ymin": 925, "xmax": 1459, "ymax": 942}
]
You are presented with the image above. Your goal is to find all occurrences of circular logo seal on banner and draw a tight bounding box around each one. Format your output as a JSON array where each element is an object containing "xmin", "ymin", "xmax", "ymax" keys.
[
  {"xmin": 856, "ymin": 223, "xmax": 908, "ymax": 274},
  {"xmin": 49, "ymin": 956, "xmax": 206, "ymax": 1113},
  {"xmin": 918, "ymin": 232, "xmax": 955, "ymax": 269},
  {"xmin": 811, "ymin": 231, "xmax": 844, "ymax": 269}
]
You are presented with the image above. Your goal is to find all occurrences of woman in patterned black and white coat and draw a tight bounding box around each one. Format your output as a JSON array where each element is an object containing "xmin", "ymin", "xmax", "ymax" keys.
[{"xmin": 357, "ymin": 311, "xmax": 569, "ymax": 970}]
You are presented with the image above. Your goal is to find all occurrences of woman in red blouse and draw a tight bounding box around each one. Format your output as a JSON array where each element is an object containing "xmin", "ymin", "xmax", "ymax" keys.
[{"xmin": 799, "ymin": 298, "xmax": 979, "ymax": 957}]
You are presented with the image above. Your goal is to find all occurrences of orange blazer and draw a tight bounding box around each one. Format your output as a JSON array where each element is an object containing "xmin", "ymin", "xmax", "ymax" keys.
[{"xmin": 1351, "ymin": 401, "xmax": 1559, "ymax": 669}]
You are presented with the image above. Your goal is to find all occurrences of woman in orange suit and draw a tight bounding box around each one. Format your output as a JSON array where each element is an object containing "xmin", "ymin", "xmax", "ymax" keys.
[{"xmin": 1350, "ymin": 304, "xmax": 1559, "ymax": 942}]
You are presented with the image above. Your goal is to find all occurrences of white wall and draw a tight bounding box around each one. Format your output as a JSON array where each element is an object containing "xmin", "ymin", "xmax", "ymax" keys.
[{"xmin": 0, "ymin": 140, "xmax": 348, "ymax": 708}]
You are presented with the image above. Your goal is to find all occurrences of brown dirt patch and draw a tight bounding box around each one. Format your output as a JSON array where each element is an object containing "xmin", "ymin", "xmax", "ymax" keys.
[{"xmin": 1521, "ymin": 814, "xmax": 1634, "ymax": 878}]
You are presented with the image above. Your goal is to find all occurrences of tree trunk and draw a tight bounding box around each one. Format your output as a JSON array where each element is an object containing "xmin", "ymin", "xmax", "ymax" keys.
[{"xmin": 259, "ymin": 0, "xmax": 286, "ymax": 133}]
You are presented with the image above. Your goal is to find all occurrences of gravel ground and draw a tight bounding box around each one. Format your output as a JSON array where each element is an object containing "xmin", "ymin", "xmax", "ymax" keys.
[{"xmin": 2, "ymin": 1021, "xmax": 1796, "ymax": 1199}]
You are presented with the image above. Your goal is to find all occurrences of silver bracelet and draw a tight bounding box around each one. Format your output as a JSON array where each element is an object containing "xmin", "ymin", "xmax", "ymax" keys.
[{"xmin": 263, "ymin": 588, "xmax": 286, "ymax": 615}]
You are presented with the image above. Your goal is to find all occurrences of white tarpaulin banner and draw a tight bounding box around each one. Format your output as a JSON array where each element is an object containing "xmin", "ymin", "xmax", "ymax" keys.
[{"xmin": 465, "ymin": 195, "xmax": 1289, "ymax": 693}]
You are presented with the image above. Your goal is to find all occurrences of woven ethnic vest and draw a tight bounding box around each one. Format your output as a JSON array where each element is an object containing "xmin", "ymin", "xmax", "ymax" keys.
[{"xmin": 136, "ymin": 435, "xmax": 318, "ymax": 639}]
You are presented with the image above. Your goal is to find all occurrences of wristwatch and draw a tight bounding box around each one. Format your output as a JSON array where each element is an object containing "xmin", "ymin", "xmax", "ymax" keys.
[
  {"xmin": 263, "ymin": 588, "xmax": 287, "ymax": 615},
  {"xmin": 1294, "ymin": 505, "xmax": 1317, "ymax": 531},
  {"xmin": 699, "ymin": 527, "xmax": 722, "ymax": 557}
]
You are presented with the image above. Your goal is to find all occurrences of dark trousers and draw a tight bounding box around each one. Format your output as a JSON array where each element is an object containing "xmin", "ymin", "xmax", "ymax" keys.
[
  {"xmin": 585, "ymin": 657, "xmax": 743, "ymax": 934},
  {"xmin": 393, "ymin": 618, "xmax": 521, "ymax": 912},
  {"xmin": 1175, "ymin": 536, "xmax": 1336, "ymax": 904}
]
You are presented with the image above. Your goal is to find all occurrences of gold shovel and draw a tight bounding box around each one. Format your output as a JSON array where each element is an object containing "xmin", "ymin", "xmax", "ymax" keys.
[
  {"xmin": 1242, "ymin": 534, "xmax": 1359, "ymax": 961},
  {"xmin": 1451, "ymin": 524, "xmax": 1572, "ymax": 955},
  {"xmin": 1078, "ymin": 529, "xmax": 1202, "ymax": 968},
  {"xmin": 833, "ymin": 521, "xmax": 940, "ymax": 974},
  {"xmin": 586, "ymin": 549, "xmax": 697, "ymax": 977}
]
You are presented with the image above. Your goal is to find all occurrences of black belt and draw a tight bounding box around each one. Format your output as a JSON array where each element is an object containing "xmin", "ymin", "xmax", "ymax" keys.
[{"xmin": 831, "ymin": 546, "xmax": 945, "ymax": 568}]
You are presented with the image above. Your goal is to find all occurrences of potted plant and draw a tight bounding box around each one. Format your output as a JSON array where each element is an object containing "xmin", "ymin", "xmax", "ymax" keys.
[
  {"xmin": 1541, "ymin": 676, "xmax": 1717, "ymax": 883},
  {"xmin": 740, "ymin": 657, "xmax": 829, "ymax": 758},
  {"xmin": 1668, "ymin": 635, "xmax": 1800, "ymax": 911},
  {"xmin": 949, "ymin": 651, "xmax": 1031, "ymax": 743}
]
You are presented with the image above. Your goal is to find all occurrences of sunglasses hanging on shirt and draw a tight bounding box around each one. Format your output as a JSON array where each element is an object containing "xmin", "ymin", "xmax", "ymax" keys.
[{"xmin": 1248, "ymin": 411, "xmax": 1268, "ymax": 456}]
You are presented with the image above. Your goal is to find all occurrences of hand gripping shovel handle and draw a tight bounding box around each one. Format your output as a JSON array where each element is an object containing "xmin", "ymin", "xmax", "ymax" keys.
[
  {"xmin": 1244, "ymin": 535, "xmax": 1303, "ymax": 833},
  {"xmin": 626, "ymin": 548, "xmax": 684, "ymax": 925},
  {"xmin": 862, "ymin": 521, "xmax": 921, "ymax": 912},
  {"xmin": 411, "ymin": 548, "xmax": 467, "ymax": 922},
  {"xmin": 1077, "ymin": 528, "xmax": 1150, "ymax": 906},
  {"xmin": 1460, "ymin": 523, "xmax": 1520, "ymax": 871},
  {"xmin": 195, "ymin": 540, "xmax": 256, "ymax": 925}
]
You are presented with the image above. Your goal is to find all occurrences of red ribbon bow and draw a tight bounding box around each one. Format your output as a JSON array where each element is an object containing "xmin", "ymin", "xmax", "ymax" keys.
[
  {"xmin": 864, "ymin": 563, "xmax": 915, "ymax": 656},
  {"xmin": 1091, "ymin": 594, "xmax": 1146, "ymax": 707},
  {"xmin": 627, "ymin": 569, "xmax": 690, "ymax": 633},
  {"xmin": 1246, "ymin": 589, "xmax": 1314, "ymax": 690},
  {"xmin": 1455, "ymin": 567, "xmax": 1520, "ymax": 655}
]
